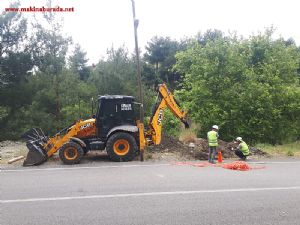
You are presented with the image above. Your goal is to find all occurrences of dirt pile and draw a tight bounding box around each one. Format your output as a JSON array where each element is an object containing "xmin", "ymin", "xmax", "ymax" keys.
[
  {"xmin": 147, "ymin": 135, "xmax": 201, "ymax": 160},
  {"xmin": 148, "ymin": 135, "xmax": 268, "ymax": 160}
]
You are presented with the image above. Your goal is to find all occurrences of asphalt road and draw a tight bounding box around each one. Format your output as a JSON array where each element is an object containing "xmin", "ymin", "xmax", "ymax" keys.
[{"xmin": 1, "ymin": 159, "xmax": 300, "ymax": 225}]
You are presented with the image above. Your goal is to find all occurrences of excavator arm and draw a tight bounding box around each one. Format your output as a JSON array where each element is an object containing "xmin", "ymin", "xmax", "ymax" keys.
[{"xmin": 144, "ymin": 83, "xmax": 189, "ymax": 146}]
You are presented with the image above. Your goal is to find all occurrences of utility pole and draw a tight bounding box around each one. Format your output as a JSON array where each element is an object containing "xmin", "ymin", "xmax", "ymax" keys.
[{"xmin": 131, "ymin": 0, "xmax": 144, "ymax": 122}]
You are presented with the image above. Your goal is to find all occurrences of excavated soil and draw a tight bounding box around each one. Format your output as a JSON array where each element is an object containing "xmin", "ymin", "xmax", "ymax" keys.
[{"xmin": 147, "ymin": 135, "xmax": 268, "ymax": 161}]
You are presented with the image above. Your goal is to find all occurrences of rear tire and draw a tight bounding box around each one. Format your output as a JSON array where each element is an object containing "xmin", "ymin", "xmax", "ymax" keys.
[
  {"xmin": 106, "ymin": 132, "xmax": 138, "ymax": 162},
  {"xmin": 59, "ymin": 142, "xmax": 84, "ymax": 165}
]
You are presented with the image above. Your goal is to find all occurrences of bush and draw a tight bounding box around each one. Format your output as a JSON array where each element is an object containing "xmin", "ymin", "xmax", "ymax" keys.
[
  {"xmin": 162, "ymin": 109, "xmax": 182, "ymax": 137},
  {"xmin": 286, "ymin": 150, "xmax": 295, "ymax": 157}
]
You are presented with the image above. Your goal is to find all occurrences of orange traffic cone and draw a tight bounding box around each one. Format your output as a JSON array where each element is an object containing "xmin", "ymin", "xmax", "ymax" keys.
[{"xmin": 217, "ymin": 151, "xmax": 223, "ymax": 163}]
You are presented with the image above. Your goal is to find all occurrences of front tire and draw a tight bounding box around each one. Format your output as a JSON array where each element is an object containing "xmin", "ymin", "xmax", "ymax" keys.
[
  {"xmin": 106, "ymin": 132, "xmax": 138, "ymax": 162},
  {"xmin": 59, "ymin": 142, "xmax": 84, "ymax": 165}
]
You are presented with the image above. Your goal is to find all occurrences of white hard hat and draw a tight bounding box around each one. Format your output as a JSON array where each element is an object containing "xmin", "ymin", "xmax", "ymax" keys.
[
  {"xmin": 212, "ymin": 125, "xmax": 219, "ymax": 130},
  {"xmin": 236, "ymin": 137, "xmax": 242, "ymax": 141}
]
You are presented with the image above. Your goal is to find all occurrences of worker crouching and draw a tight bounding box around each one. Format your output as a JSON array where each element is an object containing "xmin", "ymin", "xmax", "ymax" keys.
[{"xmin": 234, "ymin": 137, "xmax": 250, "ymax": 160}]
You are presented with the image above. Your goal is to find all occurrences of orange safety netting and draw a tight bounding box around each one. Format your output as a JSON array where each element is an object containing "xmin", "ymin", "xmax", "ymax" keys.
[
  {"xmin": 222, "ymin": 161, "xmax": 265, "ymax": 171},
  {"xmin": 222, "ymin": 161, "xmax": 251, "ymax": 171},
  {"xmin": 172, "ymin": 161, "xmax": 265, "ymax": 171}
]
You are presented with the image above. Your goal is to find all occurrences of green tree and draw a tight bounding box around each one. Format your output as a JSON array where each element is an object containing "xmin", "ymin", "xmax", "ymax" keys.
[
  {"xmin": 175, "ymin": 30, "xmax": 300, "ymax": 144},
  {"xmin": 30, "ymin": 16, "xmax": 71, "ymax": 74},
  {"xmin": 69, "ymin": 44, "xmax": 90, "ymax": 80},
  {"xmin": 0, "ymin": 1, "xmax": 32, "ymax": 85},
  {"xmin": 88, "ymin": 47, "xmax": 137, "ymax": 95},
  {"xmin": 143, "ymin": 36, "xmax": 185, "ymax": 89},
  {"xmin": 30, "ymin": 11, "xmax": 72, "ymax": 126},
  {"xmin": 20, "ymin": 69, "xmax": 94, "ymax": 135},
  {"xmin": 196, "ymin": 29, "xmax": 225, "ymax": 46},
  {"xmin": 0, "ymin": 3, "xmax": 76, "ymax": 140},
  {"xmin": 88, "ymin": 46, "xmax": 156, "ymax": 116},
  {"xmin": 0, "ymin": 2, "xmax": 35, "ymax": 140}
]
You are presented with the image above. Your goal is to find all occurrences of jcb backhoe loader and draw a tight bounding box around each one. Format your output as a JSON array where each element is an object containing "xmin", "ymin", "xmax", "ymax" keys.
[{"xmin": 22, "ymin": 83, "xmax": 189, "ymax": 166}]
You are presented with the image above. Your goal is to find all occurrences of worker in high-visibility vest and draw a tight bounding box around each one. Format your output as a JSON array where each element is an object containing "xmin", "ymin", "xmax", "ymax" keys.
[
  {"xmin": 235, "ymin": 137, "xmax": 250, "ymax": 160},
  {"xmin": 207, "ymin": 125, "xmax": 219, "ymax": 163}
]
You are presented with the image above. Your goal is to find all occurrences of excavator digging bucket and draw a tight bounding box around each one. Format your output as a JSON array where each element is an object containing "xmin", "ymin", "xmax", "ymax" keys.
[{"xmin": 22, "ymin": 128, "xmax": 49, "ymax": 166}]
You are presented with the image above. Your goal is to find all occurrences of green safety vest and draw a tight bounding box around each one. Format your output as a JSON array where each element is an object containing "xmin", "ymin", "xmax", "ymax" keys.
[
  {"xmin": 239, "ymin": 141, "xmax": 249, "ymax": 156},
  {"xmin": 207, "ymin": 130, "xmax": 218, "ymax": 147}
]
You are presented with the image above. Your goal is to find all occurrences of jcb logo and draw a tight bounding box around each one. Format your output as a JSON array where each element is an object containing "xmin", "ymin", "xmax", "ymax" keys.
[
  {"xmin": 157, "ymin": 109, "xmax": 163, "ymax": 125},
  {"xmin": 80, "ymin": 123, "xmax": 91, "ymax": 130}
]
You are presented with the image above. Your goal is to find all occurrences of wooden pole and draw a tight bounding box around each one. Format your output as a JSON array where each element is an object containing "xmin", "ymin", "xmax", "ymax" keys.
[
  {"xmin": 131, "ymin": 0, "xmax": 144, "ymax": 161},
  {"xmin": 131, "ymin": 0, "xmax": 144, "ymax": 122},
  {"xmin": 8, "ymin": 156, "xmax": 25, "ymax": 164}
]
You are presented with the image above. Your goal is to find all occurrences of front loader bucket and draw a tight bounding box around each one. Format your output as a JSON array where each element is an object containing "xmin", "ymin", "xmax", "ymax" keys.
[
  {"xmin": 23, "ymin": 142, "xmax": 48, "ymax": 166},
  {"xmin": 22, "ymin": 128, "xmax": 49, "ymax": 166}
]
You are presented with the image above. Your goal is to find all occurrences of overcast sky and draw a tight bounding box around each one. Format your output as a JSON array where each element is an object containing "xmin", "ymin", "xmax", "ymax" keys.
[{"xmin": 1, "ymin": 0, "xmax": 300, "ymax": 64}]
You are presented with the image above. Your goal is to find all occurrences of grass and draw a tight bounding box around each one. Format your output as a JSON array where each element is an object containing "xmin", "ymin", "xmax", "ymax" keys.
[
  {"xmin": 179, "ymin": 123, "xmax": 198, "ymax": 143},
  {"xmin": 255, "ymin": 141, "xmax": 300, "ymax": 157}
]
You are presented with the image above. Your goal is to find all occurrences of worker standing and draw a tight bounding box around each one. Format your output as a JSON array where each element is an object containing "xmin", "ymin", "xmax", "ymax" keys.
[
  {"xmin": 235, "ymin": 137, "xmax": 250, "ymax": 160},
  {"xmin": 207, "ymin": 125, "xmax": 219, "ymax": 164}
]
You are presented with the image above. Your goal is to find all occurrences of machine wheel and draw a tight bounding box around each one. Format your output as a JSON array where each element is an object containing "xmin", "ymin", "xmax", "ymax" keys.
[
  {"xmin": 106, "ymin": 132, "xmax": 138, "ymax": 162},
  {"xmin": 59, "ymin": 142, "xmax": 84, "ymax": 165}
]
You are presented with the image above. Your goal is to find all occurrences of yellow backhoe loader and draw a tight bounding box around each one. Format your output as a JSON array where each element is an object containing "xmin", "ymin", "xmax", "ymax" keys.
[{"xmin": 22, "ymin": 83, "xmax": 189, "ymax": 166}]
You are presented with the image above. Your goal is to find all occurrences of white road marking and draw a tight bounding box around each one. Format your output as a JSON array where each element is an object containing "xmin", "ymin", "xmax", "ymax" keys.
[
  {"xmin": 1, "ymin": 161, "xmax": 300, "ymax": 172},
  {"xmin": 248, "ymin": 161, "xmax": 300, "ymax": 164},
  {"xmin": 156, "ymin": 174, "xmax": 165, "ymax": 178},
  {"xmin": 1, "ymin": 163, "xmax": 170, "ymax": 172},
  {"xmin": 1, "ymin": 186, "xmax": 300, "ymax": 204}
]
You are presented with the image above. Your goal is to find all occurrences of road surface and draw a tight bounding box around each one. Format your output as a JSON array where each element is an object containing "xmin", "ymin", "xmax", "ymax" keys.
[{"xmin": 1, "ymin": 159, "xmax": 300, "ymax": 225}]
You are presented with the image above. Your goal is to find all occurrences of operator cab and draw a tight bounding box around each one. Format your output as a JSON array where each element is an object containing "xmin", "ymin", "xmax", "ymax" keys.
[{"xmin": 96, "ymin": 95, "xmax": 136, "ymax": 140}]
